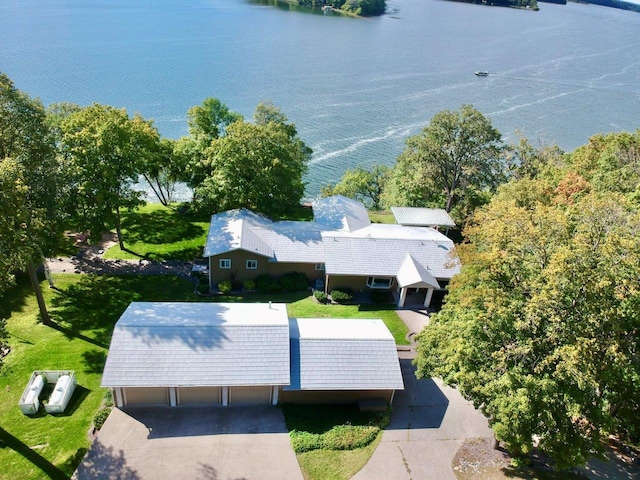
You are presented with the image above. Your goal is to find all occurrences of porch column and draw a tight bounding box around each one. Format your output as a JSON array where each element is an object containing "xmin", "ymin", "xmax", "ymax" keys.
[
  {"xmin": 169, "ymin": 387, "xmax": 177, "ymax": 407},
  {"xmin": 398, "ymin": 287, "xmax": 407, "ymax": 307},
  {"xmin": 114, "ymin": 388, "xmax": 124, "ymax": 408},
  {"xmin": 424, "ymin": 287, "xmax": 434, "ymax": 308},
  {"xmin": 272, "ymin": 386, "xmax": 280, "ymax": 405},
  {"xmin": 222, "ymin": 386, "xmax": 229, "ymax": 406}
]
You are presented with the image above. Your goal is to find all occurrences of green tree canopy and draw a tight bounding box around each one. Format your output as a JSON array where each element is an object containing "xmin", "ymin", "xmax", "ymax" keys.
[
  {"xmin": 383, "ymin": 104, "xmax": 506, "ymax": 222},
  {"xmin": 55, "ymin": 103, "xmax": 161, "ymax": 248},
  {"xmin": 0, "ymin": 73, "xmax": 58, "ymax": 286},
  {"xmin": 192, "ymin": 102, "xmax": 310, "ymax": 216},
  {"xmin": 321, "ymin": 164, "xmax": 389, "ymax": 210},
  {"xmin": 415, "ymin": 170, "xmax": 640, "ymax": 468}
]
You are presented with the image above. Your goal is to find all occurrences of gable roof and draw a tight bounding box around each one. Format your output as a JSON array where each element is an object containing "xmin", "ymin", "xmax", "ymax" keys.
[
  {"xmin": 322, "ymin": 224, "xmax": 458, "ymax": 280},
  {"xmin": 396, "ymin": 254, "xmax": 440, "ymax": 289},
  {"xmin": 203, "ymin": 209, "xmax": 328, "ymax": 263},
  {"xmin": 391, "ymin": 206, "xmax": 456, "ymax": 228},
  {"xmin": 312, "ymin": 195, "xmax": 371, "ymax": 232},
  {"xmin": 203, "ymin": 209, "xmax": 273, "ymax": 258},
  {"xmin": 286, "ymin": 318, "xmax": 404, "ymax": 391},
  {"xmin": 101, "ymin": 302, "xmax": 291, "ymax": 388}
]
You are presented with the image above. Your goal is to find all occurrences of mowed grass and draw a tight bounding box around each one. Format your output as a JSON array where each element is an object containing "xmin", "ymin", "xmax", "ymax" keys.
[
  {"xmin": 0, "ymin": 273, "xmax": 202, "ymax": 480},
  {"xmin": 103, "ymin": 203, "xmax": 210, "ymax": 261},
  {"xmin": 281, "ymin": 404, "xmax": 389, "ymax": 480},
  {"xmin": 368, "ymin": 211, "xmax": 396, "ymax": 224},
  {"xmin": 287, "ymin": 297, "xmax": 410, "ymax": 345}
]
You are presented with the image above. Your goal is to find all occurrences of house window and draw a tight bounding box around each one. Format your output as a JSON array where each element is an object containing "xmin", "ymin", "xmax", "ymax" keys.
[
  {"xmin": 246, "ymin": 259, "xmax": 258, "ymax": 270},
  {"xmin": 219, "ymin": 259, "xmax": 231, "ymax": 269},
  {"xmin": 367, "ymin": 276, "xmax": 393, "ymax": 289},
  {"xmin": 315, "ymin": 263, "xmax": 325, "ymax": 271}
]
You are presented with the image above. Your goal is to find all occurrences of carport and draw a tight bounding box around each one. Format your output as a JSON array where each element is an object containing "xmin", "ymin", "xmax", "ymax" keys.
[{"xmin": 101, "ymin": 302, "xmax": 291, "ymax": 407}]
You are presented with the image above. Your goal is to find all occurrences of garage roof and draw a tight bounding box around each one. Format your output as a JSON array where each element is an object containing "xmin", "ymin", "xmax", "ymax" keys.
[
  {"xmin": 286, "ymin": 318, "xmax": 404, "ymax": 391},
  {"xmin": 101, "ymin": 302, "xmax": 291, "ymax": 388}
]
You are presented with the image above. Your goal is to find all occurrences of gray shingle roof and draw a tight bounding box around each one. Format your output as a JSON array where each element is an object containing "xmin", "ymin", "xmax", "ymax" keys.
[
  {"xmin": 391, "ymin": 207, "xmax": 456, "ymax": 227},
  {"xmin": 286, "ymin": 318, "xmax": 404, "ymax": 391},
  {"xmin": 322, "ymin": 235, "xmax": 458, "ymax": 280},
  {"xmin": 101, "ymin": 302, "xmax": 290, "ymax": 388},
  {"xmin": 203, "ymin": 209, "xmax": 327, "ymax": 263},
  {"xmin": 312, "ymin": 195, "xmax": 371, "ymax": 232}
]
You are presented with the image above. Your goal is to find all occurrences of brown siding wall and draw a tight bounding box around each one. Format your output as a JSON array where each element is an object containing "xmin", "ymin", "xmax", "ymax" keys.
[
  {"xmin": 326, "ymin": 275, "xmax": 397, "ymax": 294},
  {"xmin": 280, "ymin": 389, "xmax": 394, "ymax": 405},
  {"xmin": 209, "ymin": 253, "xmax": 323, "ymax": 287},
  {"xmin": 325, "ymin": 275, "xmax": 369, "ymax": 293}
]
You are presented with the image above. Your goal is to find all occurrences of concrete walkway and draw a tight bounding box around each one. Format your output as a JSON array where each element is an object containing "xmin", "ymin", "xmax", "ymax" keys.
[{"xmin": 45, "ymin": 234, "xmax": 193, "ymax": 278}]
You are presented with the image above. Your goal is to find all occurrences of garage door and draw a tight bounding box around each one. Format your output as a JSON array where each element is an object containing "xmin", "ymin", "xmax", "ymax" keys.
[
  {"xmin": 178, "ymin": 387, "xmax": 221, "ymax": 405},
  {"xmin": 229, "ymin": 386, "xmax": 272, "ymax": 405},
  {"xmin": 124, "ymin": 387, "xmax": 170, "ymax": 406}
]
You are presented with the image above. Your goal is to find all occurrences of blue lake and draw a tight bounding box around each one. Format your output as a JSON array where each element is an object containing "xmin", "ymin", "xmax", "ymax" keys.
[{"xmin": 1, "ymin": 0, "xmax": 639, "ymax": 197}]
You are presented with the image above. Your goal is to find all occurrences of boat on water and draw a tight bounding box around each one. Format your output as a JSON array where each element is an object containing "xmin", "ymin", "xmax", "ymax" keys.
[{"xmin": 475, "ymin": 71, "xmax": 489, "ymax": 77}]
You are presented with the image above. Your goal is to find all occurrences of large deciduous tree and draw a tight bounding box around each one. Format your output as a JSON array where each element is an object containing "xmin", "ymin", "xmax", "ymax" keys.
[
  {"xmin": 383, "ymin": 104, "xmax": 505, "ymax": 221},
  {"xmin": 56, "ymin": 103, "xmax": 160, "ymax": 249},
  {"xmin": 1, "ymin": 72, "xmax": 58, "ymax": 325},
  {"xmin": 321, "ymin": 164, "xmax": 389, "ymax": 210},
  {"xmin": 175, "ymin": 97, "xmax": 243, "ymax": 189},
  {"xmin": 192, "ymin": 102, "xmax": 311, "ymax": 216},
  {"xmin": 415, "ymin": 172, "xmax": 640, "ymax": 468}
]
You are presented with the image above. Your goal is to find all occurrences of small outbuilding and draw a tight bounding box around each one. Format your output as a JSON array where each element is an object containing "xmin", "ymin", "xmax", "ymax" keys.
[{"xmin": 102, "ymin": 302, "xmax": 404, "ymax": 407}]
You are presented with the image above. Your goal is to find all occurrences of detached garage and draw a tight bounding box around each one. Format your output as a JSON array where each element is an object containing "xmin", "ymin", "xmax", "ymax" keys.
[
  {"xmin": 101, "ymin": 302, "xmax": 291, "ymax": 407},
  {"xmin": 102, "ymin": 302, "xmax": 404, "ymax": 407}
]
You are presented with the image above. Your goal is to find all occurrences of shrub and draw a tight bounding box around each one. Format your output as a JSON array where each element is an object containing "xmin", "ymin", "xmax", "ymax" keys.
[
  {"xmin": 281, "ymin": 271, "xmax": 309, "ymax": 292},
  {"xmin": 330, "ymin": 288, "xmax": 354, "ymax": 304},
  {"xmin": 93, "ymin": 407, "xmax": 112, "ymax": 431},
  {"xmin": 255, "ymin": 274, "xmax": 283, "ymax": 293},
  {"xmin": 243, "ymin": 279, "xmax": 256, "ymax": 291},
  {"xmin": 218, "ymin": 279, "xmax": 232, "ymax": 293},
  {"xmin": 314, "ymin": 290, "xmax": 328, "ymax": 303},
  {"xmin": 197, "ymin": 283, "xmax": 210, "ymax": 294}
]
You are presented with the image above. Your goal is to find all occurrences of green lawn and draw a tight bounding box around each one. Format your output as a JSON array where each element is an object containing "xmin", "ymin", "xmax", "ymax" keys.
[
  {"xmin": 368, "ymin": 211, "xmax": 396, "ymax": 224},
  {"xmin": 103, "ymin": 203, "xmax": 210, "ymax": 261},
  {"xmin": 281, "ymin": 404, "xmax": 389, "ymax": 480}
]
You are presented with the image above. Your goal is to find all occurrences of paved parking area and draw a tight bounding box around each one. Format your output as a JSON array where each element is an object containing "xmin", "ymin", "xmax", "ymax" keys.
[
  {"xmin": 73, "ymin": 405, "xmax": 303, "ymax": 480},
  {"xmin": 352, "ymin": 359, "xmax": 494, "ymax": 480}
]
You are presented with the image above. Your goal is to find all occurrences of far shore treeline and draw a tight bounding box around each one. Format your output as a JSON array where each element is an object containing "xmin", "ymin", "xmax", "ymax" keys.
[{"xmin": 1, "ymin": 70, "xmax": 639, "ymax": 471}]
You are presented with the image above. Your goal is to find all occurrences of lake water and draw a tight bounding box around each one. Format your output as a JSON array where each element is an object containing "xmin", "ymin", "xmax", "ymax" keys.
[{"xmin": 1, "ymin": 0, "xmax": 639, "ymax": 198}]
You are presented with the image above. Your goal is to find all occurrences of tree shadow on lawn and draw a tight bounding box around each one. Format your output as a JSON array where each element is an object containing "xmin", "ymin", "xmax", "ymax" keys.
[
  {"xmin": 49, "ymin": 275, "xmax": 198, "ymax": 347},
  {"xmin": 0, "ymin": 274, "xmax": 34, "ymax": 320},
  {"xmin": 122, "ymin": 209, "xmax": 205, "ymax": 245},
  {"xmin": 0, "ymin": 426, "xmax": 68, "ymax": 480}
]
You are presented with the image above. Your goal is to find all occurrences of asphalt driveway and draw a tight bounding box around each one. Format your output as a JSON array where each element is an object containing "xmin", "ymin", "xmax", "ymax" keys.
[
  {"xmin": 73, "ymin": 405, "xmax": 303, "ymax": 480},
  {"xmin": 352, "ymin": 358, "xmax": 494, "ymax": 480}
]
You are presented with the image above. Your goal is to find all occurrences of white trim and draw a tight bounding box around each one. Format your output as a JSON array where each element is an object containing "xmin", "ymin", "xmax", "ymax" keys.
[
  {"xmin": 246, "ymin": 259, "xmax": 258, "ymax": 270},
  {"xmin": 367, "ymin": 276, "xmax": 393, "ymax": 289},
  {"xmin": 219, "ymin": 258, "xmax": 231, "ymax": 269}
]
